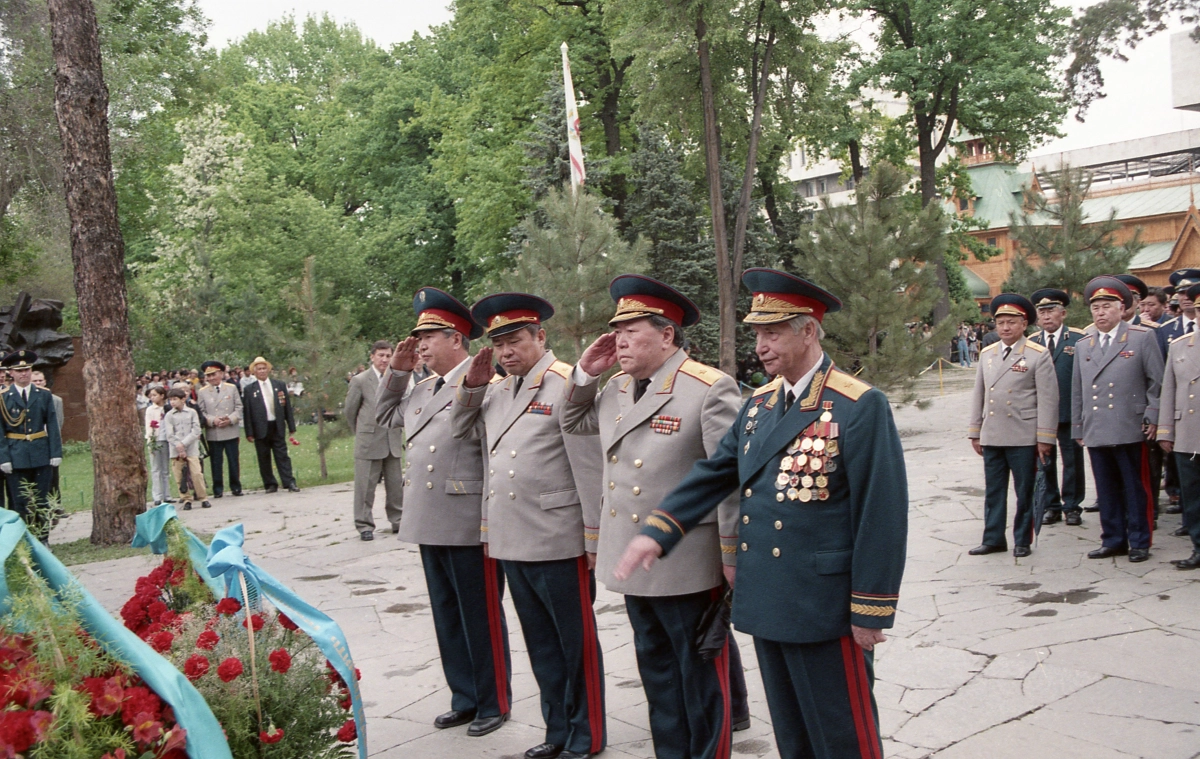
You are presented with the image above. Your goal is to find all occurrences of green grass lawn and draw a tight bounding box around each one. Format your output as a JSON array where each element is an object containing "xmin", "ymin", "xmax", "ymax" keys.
[{"xmin": 59, "ymin": 424, "xmax": 357, "ymax": 514}]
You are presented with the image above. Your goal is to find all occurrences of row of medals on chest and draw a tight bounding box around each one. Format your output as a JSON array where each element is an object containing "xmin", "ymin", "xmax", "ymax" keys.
[{"xmin": 775, "ymin": 408, "xmax": 839, "ymax": 503}]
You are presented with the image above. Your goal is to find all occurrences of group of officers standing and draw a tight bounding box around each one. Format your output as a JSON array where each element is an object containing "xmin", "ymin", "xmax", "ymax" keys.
[
  {"xmin": 967, "ymin": 269, "xmax": 1200, "ymax": 570},
  {"xmin": 367, "ymin": 270, "xmax": 908, "ymax": 759}
]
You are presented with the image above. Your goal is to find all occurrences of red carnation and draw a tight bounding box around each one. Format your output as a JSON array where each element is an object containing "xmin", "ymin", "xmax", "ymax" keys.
[
  {"xmin": 184, "ymin": 655, "xmax": 210, "ymax": 681},
  {"xmin": 217, "ymin": 658, "xmax": 243, "ymax": 682},
  {"xmin": 147, "ymin": 601, "xmax": 168, "ymax": 621},
  {"xmin": 259, "ymin": 726, "xmax": 285, "ymax": 744},
  {"xmin": 277, "ymin": 612, "xmax": 298, "ymax": 631},
  {"xmin": 268, "ymin": 648, "xmax": 291, "ymax": 674},
  {"xmin": 196, "ymin": 630, "xmax": 219, "ymax": 650},
  {"xmin": 169, "ymin": 568, "xmax": 186, "ymax": 586},
  {"xmin": 149, "ymin": 630, "xmax": 174, "ymax": 653},
  {"xmin": 131, "ymin": 712, "xmax": 164, "ymax": 745},
  {"xmin": 336, "ymin": 718, "xmax": 357, "ymax": 743},
  {"xmin": 120, "ymin": 686, "xmax": 163, "ymax": 725},
  {"xmin": 241, "ymin": 614, "xmax": 265, "ymax": 632},
  {"xmin": 215, "ymin": 597, "xmax": 241, "ymax": 615}
]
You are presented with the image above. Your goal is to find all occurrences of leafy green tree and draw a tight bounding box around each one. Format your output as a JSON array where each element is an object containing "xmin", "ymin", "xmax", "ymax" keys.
[
  {"xmin": 1003, "ymin": 166, "xmax": 1143, "ymax": 326},
  {"xmin": 793, "ymin": 162, "xmax": 954, "ymax": 399}
]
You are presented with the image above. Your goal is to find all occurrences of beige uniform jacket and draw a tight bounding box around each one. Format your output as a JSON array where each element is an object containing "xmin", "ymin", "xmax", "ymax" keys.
[
  {"xmin": 1071, "ymin": 322, "xmax": 1163, "ymax": 446},
  {"xmin": 196, "ymin": 382, "xmax": 244, "ymax": 442},
  {"xmin": 346, "ymin": 368, "xmax": 404, "ymax": 460},
  {"xmin": 451, "ymin": 350, "xmax": 603, "ymax": 562},
  {"xmin": 560, "ymin": 348, "xmax": 741, "ymax": 596},
  {"xmin": 968, "ymin": 337, "xmax": 1059, "ymax": 447},
  {"xmin": 376, "ymin": 359, "xmax": 484, "ymax": 546},
  {"xmin": 1157, "ymin": 332, "xmax": 1200, "ymax": 453}
]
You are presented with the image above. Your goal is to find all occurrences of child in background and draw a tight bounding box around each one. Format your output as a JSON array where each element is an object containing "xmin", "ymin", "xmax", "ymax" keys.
[
  {"xmin": 164, "ymin": 387, "xmax": 210, "ymax": 510},
  {"xmin": 145, "ymin": 385, "xmax": 172, "ymax": 505}
]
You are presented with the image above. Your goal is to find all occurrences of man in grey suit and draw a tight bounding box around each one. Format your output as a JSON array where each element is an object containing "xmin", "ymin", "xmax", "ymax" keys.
[
  {"xmin": 345, "ymin": 340, "xmax": 404, "ymax": 540},
  {"xmin": 967, "ymin": 294, "xmax": 1059, "ymax": 557},
  {"xmin": 1156, "ymin": 280, "xmax": 1200, "ymax": 569},
  {"xmin": 452, "ymin": 293, "xmax": 605, "ymax": 759},
  {"xmin": 562, "ymin": 275, "xmax": 745, "ymax": 759},
  {"xmin": 1073, "ymin": 276, "xmax": 1164, "ymax": 563},
  {"xmin": 377, "ymin": 289, "xmax": 512, "ymax": 737},
  {"xmin": 196, "ymin": 361, "xmax": 244, "ymax": 498}
]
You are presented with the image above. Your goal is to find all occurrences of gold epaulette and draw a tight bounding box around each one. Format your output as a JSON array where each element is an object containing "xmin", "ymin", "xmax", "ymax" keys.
[
  {"xmin": 546, "ymin": 360, "xmax": 572, "ymax": 380},
  {"xmin": 752, "ymin": 377, "xmax": 781, "ymax": 397},
  {"xmin": 1068, "ymin": 327, "xmax": 1087, "ymax": 335},
  {"xmin": 980, "ymin": 342, "xmax": 999, "ymax": 354},
  {"xmin": 1170, "ymin": 332, "xmax": 1193, "ymax": 344},
  {"xmin": 1083, "ymin": 322, "xmax": 1097, "ymax": 333},
  {"xmin": 679, "ymin": 359, "xmax": 723, "ymax": 387},
  {"xmin": 488, "ymin": 373, "xmax": 505, "ymax": 385},
  {"xmin": 1142, "ymin": 318, "xmax": 1161, "ymax": 328},
  {"xmin": 825, "ymin": 368, "xmax": 871, "ymax": 401},
  {"xmin": 417, "ymin": 374, "xmax": 440, "ymax": 386},
  {"xmin": 1128, "ymin": 324, "xmax": 1148, "ymax": 333},
  {"xmin": 1024, "ymin": 341, "xmax": 1046, "ymax": 353}
]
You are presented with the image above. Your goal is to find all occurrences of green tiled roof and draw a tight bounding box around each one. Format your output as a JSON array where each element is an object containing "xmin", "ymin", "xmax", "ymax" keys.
[
  {"xmin": 1127, "ymin": 240, "xmax": 1176, "ymax": 269},
  {"xmin": 961, "ymin": 266, "xmax": 992, "ymax": 299}
]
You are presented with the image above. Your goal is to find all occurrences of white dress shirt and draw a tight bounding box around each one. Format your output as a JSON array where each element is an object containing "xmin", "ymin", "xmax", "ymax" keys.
[{"xmin": 259, "ymin": 378, "xmax": 276, "ymax": 421}]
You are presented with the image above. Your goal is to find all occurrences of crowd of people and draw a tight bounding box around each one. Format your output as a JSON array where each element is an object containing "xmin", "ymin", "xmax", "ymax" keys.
[{"xmin": 967, "ymin": 270, "xmax": 1200, "ymax": 570}]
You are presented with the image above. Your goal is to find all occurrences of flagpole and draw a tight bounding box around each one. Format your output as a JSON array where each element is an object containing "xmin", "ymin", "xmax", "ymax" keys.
[{"xmin": 561, "ymin": 42, "xmax": 586, "ymax": 196}]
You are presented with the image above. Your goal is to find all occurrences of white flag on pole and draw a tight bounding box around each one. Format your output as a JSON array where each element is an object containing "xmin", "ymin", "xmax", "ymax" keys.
[{"xmin": 561, "ymin": 42, "xmax": 586, "ymax": 193}]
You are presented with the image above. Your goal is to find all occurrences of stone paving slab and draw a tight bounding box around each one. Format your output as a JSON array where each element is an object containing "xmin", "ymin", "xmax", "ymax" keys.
[{"xmin": 59, "ymin": 376, "xmax": 1200, "ymax": 758}]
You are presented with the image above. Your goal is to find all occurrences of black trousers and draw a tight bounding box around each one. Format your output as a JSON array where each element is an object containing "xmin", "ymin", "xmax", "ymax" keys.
[
  {"xmin": 252, "ymin": 431, "xmax": 295, "ymax": 489},
  {"xmin": 1172, "ymin": 452, "xmax": 1200, "ymax": 553},
  {"xmin": 981, "ymin": 445, "xmax": 1036, "ymax": 548},
  {"xmin": 754, "ymin": 636, "xmax": 882, "ymax": 759},
  {"xmin": 626, "ymin": 588, "xmax": 732, "ymax": 759},
  {"xmin": 208, "ymin": 438, "xmax": 241, "ymax": 494},
  {"xmin": 503, "ymin": 556, "xmax": 605, "ymax": 754},
  {"xmin": 1146, "ymin": 441, "xmax": 1164, "ymax": 508},
  {"xmin": 1165, "ymin": 453, "xmax": 1180, "ymax": 498},
  {"xmin": 6, "ymin": 466, "xmax": 53, "ymax": 539},
  {"xmin": 1041, "ymin": 423, "xmax": 1086, "ymax": 514},
  {"xmin": 420, "ymin": 545, "xmax": 512, "ymax": 718},
  {"xmin": 1089, "ymin": 443, "xmax": 1154, "ymax": 550}
]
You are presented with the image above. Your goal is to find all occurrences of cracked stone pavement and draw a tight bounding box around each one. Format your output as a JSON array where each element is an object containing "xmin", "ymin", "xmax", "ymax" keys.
[{"xmin": 62, "ymin": 374, "xmax": 1200, "ymax": 758}]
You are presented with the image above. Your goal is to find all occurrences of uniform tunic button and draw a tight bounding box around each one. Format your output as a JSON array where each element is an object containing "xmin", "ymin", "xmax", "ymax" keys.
[
  {"xmin": 1093, "ymin": 406, "xmax": 1098, "ymax": 410},
  {"xmin": 742, "ymin": 515, "xmax": 750, "ymax": 524},
  {"xmin": 609, "ymin": 481, "xmax": 616, "ymax": 490},
  {"xmin": 1108, "ymin": 394, "xmax": 1113, "ymax": 398},
  {"xmin": 610, "ymin": 455, "xmax": 618, "ymax": 463},
  {"xmin": 772, "ymin": 547, "xmax": 781, "ymax": 557},
  {"xmin": 774, "ymin": 520, "xmax": 782, "ymax": 530},
  {"xmin": 1190, "ymin": 395, "xmax": 1194, "ymax": 399},
  {"xmin": 508, "ymin": 493, "xmax": 515, "ymax": 500},
  {"xmin": 1006, "ymin": 401, "xmax": 1011, "ymax": 405},
  {"xmin": 744, "ymin": 488, "xmax": 753, "ymax": 497},
  {"xmin": 427, "ymin": 464, "xmax": 434, "ymax": 472},
  {"xmin": 1109, "ymin": 383, "xmax": 1114, "ymax": 387},
  {"xmin": 633, "ymin": 486, "xmax": 641, "ymax": 495},
  {"xmin": 610, "ymin": 509, "xmax": 616, "ymax": 517},
  {"xmin": 429, "ymin": 445, "xmax": 436, "ymax": 453},
  {"xmin": 1092, "ymin": 395, "xmax": 1098, "ymax": 400},
  {"xmin": 510, "ymin": 450, "xmax": 517, "ymax": 458},
  {"xmin": 426, "ymin": 482, "xmax": 433, "ymax": 489},
  {"xmin": 407, "ymin": 443, "xmax": 413, "ymax": 450},
  {"xmin": 1191, "ymin": 410, "xmax": 1196, "ymax": 415},
  {"xmin": 632, "ymin": 514, "xmax": 639, "ymax": 523},
  {"xmin": 1092, "ymin": 384, "xmax": 1097, "ymax": 389},
  {"xmin": 489, "ymin": 490, "xmax": 494, "ymax": 497},
  {"xmin": 989, "ymin": 411, "xmax": 994, "ymax": 416},
  {"xmin": 490, "ymin": 469, "xmax": 495, "ymax": 476},
  {"xmin": 776, "ymin": 492, "xmax": 785, "ymax": 502},
  {"xmin": 1108, "ymin": 405, "xmax": 1113, "ymax": 409},
  {"xmin": 405, "ymin": 479, "xmax": 411, "ymax": 486},
  {"xmin": 634, "ymin": 459, "xmax": 643, "ymax": 468},
  {"xmin": 740, "ymin": 543, "xmax": 748, "ymax": 552}
]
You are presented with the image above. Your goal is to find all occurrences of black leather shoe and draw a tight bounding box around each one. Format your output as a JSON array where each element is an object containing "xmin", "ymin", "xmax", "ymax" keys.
[
  {"xmin": 1128, "ymin": 548, "xmax": 1150, "ymax": 563},
  {"xmin": 392, "ymin": 523, "xmax": 400, "ymax": 534},
  {"xmin": 433, "ymin": 709, "xmax": 476, "ymax": 729},
  {"xmin": 1041, "ymin": 510, "xmax": 1062, "ymax": 525},
  {"xmin": 1088, "ymin": 545, "xmax": 1128, "ymax": 559},
  {"xmin": 287, "ymin": 485, "xmax": 301, "ymax": 493},
  {"xmin": 467, "ymin": 713, "xmax": 509, "ymax": 737},
  {"xmin": 265, "ymin": 485, "xmax": 278, "ymax": 494},
  {"xmin": 1013, "ymin": 546, "xmax": 1031, "ymax": 558},
  {"xmin": 524, "ymin": 743, "xmax": 565, "ymax": 759},
  {"xmin": 360, "ymin": 531, "xmax": 374, "ymax": 541},
  {"xmin": 1065, "ymin": 511, "xmax": 1082, "ymax": 526},
  {"xmin": 231, "ymin": 490, "xmax": 243, "ymax": 496},
  {"xmin": 1171, "ymin": 551, "xmax": 1200, "ymax": 569},
  {"xmin": 1084, "ymin": 503, "xmax": 1100, "ymax": 512},
  {"xmin": 558, "ymin": 753, "xmax": 591, "ymax": 759},
  {"xmin": 1173, "ymin": 526, "xmax": 1189, "ymax": 537},
  {"xmin": 201, "ymin": 501, "xmax": 212, "ymax": 509},
  {"xmin": 1164, "ymin": 504, "xmax": 1183, "ymax": 514},
  {"xmin": 182, "ymin": 502, "xmax": 192, "ymax": 511},
  {"xmin": 213, "ymin": 492, "xmax": 223, "ymax": 499},
  {"xmin": 732, "ymin": 714, "xmax": 751, "ymax": 731},
  {"xmin": 968, "ymin": 544, "xmax": 1006, "ymax": 556}
]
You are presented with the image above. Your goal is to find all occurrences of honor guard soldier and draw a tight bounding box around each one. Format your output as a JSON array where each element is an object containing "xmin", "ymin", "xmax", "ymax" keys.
[
  {"xmin": 451, "ymin": 293, "xmax": 605, "ymax": 759},
  {"xmin": 376, "ymin": 289, "xmax": 512, "ymax": 737},
  {"xmin": 967, "ymin": 294, "xmax": 1058, "ymax": 556},
  {"xmin": 615, "ymin": 269, "xmax": 908, "ymax": 759},
  {"xmin": 1028, "ymin": 289, "xmax": 1088, "ymax": 526},
  {"xmin": 196, "ymin": 361, "xmax": 244, "ymax": 499},
  {"xmin": 1073, "ymin": 276, "xmax": 1164, "ymax": 563},
  {"xmin": 561, "ymin": 275, "xmax": 747, "ymax": 759},
  {"xmin": 0, "ymin": 350, "xmax": 62, "ymax": 540},
  {"xmin": 1156, "ymin": 280, "xmax": 1200, "ymax": 569}
]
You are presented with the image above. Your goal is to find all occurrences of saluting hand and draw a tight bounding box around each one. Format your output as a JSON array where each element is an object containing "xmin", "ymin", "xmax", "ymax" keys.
[
  {"xmin": 390, "ymin": 336, "xmax": 421, "ymax": 373},
  {"xmin": 463, "ymin": 347, "xmax": 495, "ymax": 388},
  {"xmin": 578, "ymin": 332, "xmax": 619, "ymax": 377},
  {"xmin": 613, "ymin": 535, "xmax": 663, "ymax": 580}
]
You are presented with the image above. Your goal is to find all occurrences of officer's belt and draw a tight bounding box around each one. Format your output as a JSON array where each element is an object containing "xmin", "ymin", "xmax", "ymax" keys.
[{"xmin": 5, "ymin": 431, "xmax": 47, "ymax": 441}]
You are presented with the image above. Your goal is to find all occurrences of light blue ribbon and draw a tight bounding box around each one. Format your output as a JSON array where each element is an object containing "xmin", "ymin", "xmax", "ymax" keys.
[
  {"xmin": 206, "ymin": 524, "xmax": 367, "ymax": 759},
  {"xmin": 0, "ymin": 510, "xmax": 232, "ymax": 759},
  {"xmin": 131, "ymin": 504, "xmax": 224, "ymax": 598}
]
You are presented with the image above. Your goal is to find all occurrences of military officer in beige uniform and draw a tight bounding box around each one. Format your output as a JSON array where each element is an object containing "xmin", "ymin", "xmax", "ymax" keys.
[
  {"xmin": 376, "ymin": 288, "xmax": 512, "ymax": 737},
  {"xmin": 561, "ymin": 275, "xmax": 745, "ymax": 759},
  {"xmin": 196, "ymin": 361, "xmax": 244, "ymax": 498},
  {"xmin": 1157, "ymin": 280, "xmax": 1200, "ymax": 569},
  {"xmin": 345, "ymin": 340, "xmax": 405, "ymax": 540},
  {"xmin": 451, "ymin": 293, "xmax": 605, "ymax": 759},
  {"xmin": 967, "ymin": 293, "xmax": 1059, "ymax": 557}
]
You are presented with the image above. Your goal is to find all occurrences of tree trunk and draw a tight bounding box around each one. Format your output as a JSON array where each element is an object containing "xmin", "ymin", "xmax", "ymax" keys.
[
  {"xmin": 47, "ymin": 0, "xmax": 147, "ymax": 545},
  {"xmin": 596, "ymin": 57, "xmax": 631, "ymax": 224},
  {"xmin": 917, "ymin": 123, "xmax": 952, "ymax": 324},
  {"xmin": 316, "ymin": 410, "xmax": 328, "ymax": 479},
  {"xmin": 730, "ymin": 25, "xmax": 775, "ymax": 300},
  {"xmin": 696, "ymin": 11, "xmax": 736, "ymax": 377}
]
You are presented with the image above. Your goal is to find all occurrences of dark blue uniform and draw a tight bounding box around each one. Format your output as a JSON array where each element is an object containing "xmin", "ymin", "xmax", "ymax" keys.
[
  {"xmin": 0, "ymin": 382, "xmax": 63, "ymax": 538},
  {"xmin": 1029, "ymin": 326, "xmax": 1088, "ymax": 519}
]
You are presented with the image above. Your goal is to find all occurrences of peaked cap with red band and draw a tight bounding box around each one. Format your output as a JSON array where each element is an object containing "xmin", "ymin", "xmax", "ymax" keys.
[
  {"xmin": 471, "ymin": 292, "xmax": 555, "ymax": 338},
  {"xmin": 411, "ymin": 287, "xmax": 483, "ymax": 340},
  {"xmin": 741, "ymin": 268, "xmax": 842, "ymax": 325},
  {"xmin": 1085, "ymin": 276, "xmax": 1132, "ymax": 308},
  {"xmin": 608, "ymin": 274, "xmax": 700, "ymax": 327},
  {"xmin": 990, "ymin": 293, "xmax": 1035, "ymax": 322}
]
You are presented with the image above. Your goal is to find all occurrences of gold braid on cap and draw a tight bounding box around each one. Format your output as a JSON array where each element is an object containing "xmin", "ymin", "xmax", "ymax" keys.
[
  {"xmin": 488, "ymin": 313, "xmax": 539, "ymax": 331},
  {"xmin": 613, "ymin": 297, "xmax": 665, "ymax": 318},
  {"xmin": 751, "ymin": 293, "xmax": 812, "ymax": 315},
  {"xmin": 416, "ymin": 312, "xmax": 456, "ymax": 330}
]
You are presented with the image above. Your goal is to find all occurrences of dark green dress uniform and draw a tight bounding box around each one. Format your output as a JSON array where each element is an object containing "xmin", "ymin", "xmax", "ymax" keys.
[
  {"xmin": 0, "ymin": 350, "xmax": 63, "ymax": 539},
  {"xmin": 636, "ymin": 270, "xmax": 907, "ymax": 759}
]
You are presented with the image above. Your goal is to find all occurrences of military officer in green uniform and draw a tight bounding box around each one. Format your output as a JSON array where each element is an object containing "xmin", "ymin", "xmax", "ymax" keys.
[
  {"xmin": 0, "ymin": 350, "xmax": 63, "ymax": 540},
  {"xmin": 615, "ymin": 269, "xmax": 908, "ymax": 759},
  {"xmin": 561, "ymin": 275, "xmax": 746, "ymax": 759}
]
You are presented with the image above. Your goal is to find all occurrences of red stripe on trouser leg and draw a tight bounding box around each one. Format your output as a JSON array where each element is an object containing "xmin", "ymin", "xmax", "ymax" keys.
[
  {"xmin": 576, "ymin": 556, "xmax": 604, "ymax": 754},
  {"xmin": 840, "ymin": 637, "xmax": 881, "ymax": 759},
  {"xmin": 711, "ymin": 606, "xmax": 731, "ymax": 759},
  {"xmin": 483, "ymin": 557, "xmax": 509, "ymax": 713},
  {"xmin": 1140, "ymin": 444, "xmax": 1155, "ymax": 548}
]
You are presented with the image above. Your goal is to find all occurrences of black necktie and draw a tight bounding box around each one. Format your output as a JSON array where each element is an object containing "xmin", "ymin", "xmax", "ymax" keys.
[
  {"xmin": 783, "ymin": 389, "xmax": 795, "ymax": 413},
  {"xmin": 513, "ymin": 376, "xmax": 523, "ymax": 394},
  {"xmin": 1187, "ymin": 321, "xmax": 1195, "ymax": 334},
  {"xmin": 1002, "ymin": 346, "xmax": 1011, "ymax": 361},
  {"xmin": 1046, "ymin": 334, "xmax": 1055, "ymax": 354},
  {"xmin": 634, "ymin": 378, "xmax": 651, "ymax": 402},
  {"xmin": 434, "ymin": 377, "xmax": 445, "ymax": 394}
]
